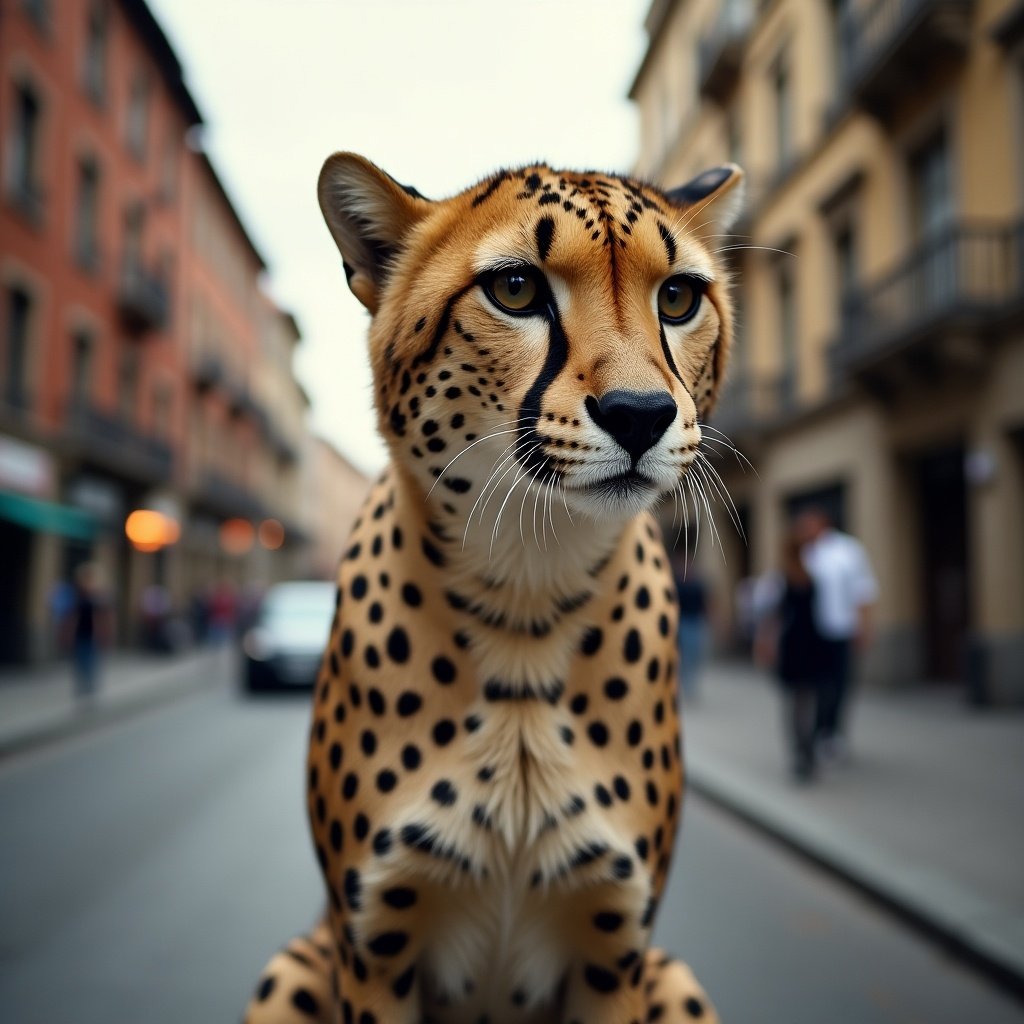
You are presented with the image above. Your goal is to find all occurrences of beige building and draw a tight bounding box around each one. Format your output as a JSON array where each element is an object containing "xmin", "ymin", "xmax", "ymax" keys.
[
  {"xmin": 631, "ymin": 0, "xmax": 1024, "ymax": 701},
  {"xmin": 305, "ymin": 437, "xmax": 371, "ymax": 581}
]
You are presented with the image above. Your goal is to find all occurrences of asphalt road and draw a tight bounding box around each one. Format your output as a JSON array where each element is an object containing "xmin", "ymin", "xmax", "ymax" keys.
[{"xmin": 0, "ymin": 680, "xmax": 1021, "ymax": 1024}]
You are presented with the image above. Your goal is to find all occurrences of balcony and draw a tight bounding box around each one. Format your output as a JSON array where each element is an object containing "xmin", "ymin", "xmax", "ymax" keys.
[
  {"xmin": 193, "ymin": 469, "xmax": 264, "ymax": 520},
  {"xmin": 117, "ymin": 262, "xmax": 169, "ymax": 333},
  {"xmin": 699, "ymin": 1, "xmax": 753, "ymax": 103},
  {"xmin": 192, "ymin": 353, "xmax": 224, "ymax": 393},
  {"xmin": 710, "ymin": 366, "xmax": 798, "ymax": 441},
  {"xmin": 64, "ymin": 403, "xmax": 173, "ymax": 485},
  {"xmin": 830, "ymin": 220, "xmax": 1024, "ymax": 387},
  {"xmin": 838, "ymin": 0, "xmax": 973, "ymax": 119}
]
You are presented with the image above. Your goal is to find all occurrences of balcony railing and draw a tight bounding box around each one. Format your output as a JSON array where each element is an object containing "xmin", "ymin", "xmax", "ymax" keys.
[
  {"xmin": 838, "ymin": 0, "xmax": 973, "ymax": 117},
  {"xmin": 117, "ymin": 262, "xmax": 169, "ymax": 333},
  {"xmin": 194, "ymin": 469, "xmax": 264, "ymax": 520},
  {"xmin": 710, "ymin": 366, "xmax": 798, "ymax": 439},
  {"xmin": 831, "ymin": 220, "xmax": 1024, "ymax": 379},
  {"xmin": 65, "ymin": 403, "xmax": 173, "ymax": 484},
  {"xmin": 192, "ymin": 353, "xmax": 224, "ymax": 392},
  {"xmin": 698, "ymin": 0, "xmax": 753, "ymax": 102}
]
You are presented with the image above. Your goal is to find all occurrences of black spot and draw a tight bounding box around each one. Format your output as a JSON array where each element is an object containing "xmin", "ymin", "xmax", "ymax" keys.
[
  {"xmin": 368, "ymin": 931, "xmax": 409, "ymax": 957},
  {"xmin": 401, "ymin": 743, "xmax": 422, "ymax": 770},
  {"xmin": 583, "ymin": 964, "xmax": 620, "ymax": 993},
  {"xmin": 444, "ymin": 476, "xmax": 471, "ymax": 494},
  {"xmin": 636, "ymin": 836, "xmax": 649, "ymax": 860},
  {"xmin": 581, "ymin": 627, "xmax": 603, "ymax": 655},
  {"xmin": 341, "ymin": 629, "xmax": 355, "ymax": 657},
  {"xmin": 382, "ymin": 886, "xmax": 417, "ymax": 909},
  {"xmin": 376, "ymin": 769, "xmax": 397, "ymax": 793},
  {"xmin": 431, "ymin": 656, "xmax": 456, "ymax": 684},
  {"xmin": 684, "ymin": 996, "xmax": 705, "ymax": 1018},
  {"xmin": 368, "ymin": 689, "xmax": 386, "ymax": 716},
  {"xmin": 342, "ymin": 772, "xmax": 359, "ymax": 799},
  {"xmin": 431, "ymin": 779, "xmax": 458, "ymax": 806},
  {"xmin": 636, "ymin": 586, "xmax": 651, "ymax": 609},
  {"xmin": 361, "ymin": 730, "xmax": 377, "ymax": 756},
  {"xmin": 393, "ymin": 965, "xmax": 416, "ymax": 999},
  {"xmin": 595, "ymin": 783, "xmax": 612, "ymax": 807},
  {"xmin": 612, "ymin": 855, "xmax": 633, "ymax": 879},
  {"xmin": 422, "ymin": 538, "xmax": 446, "ymax": 567},
  {"xmin": 329, "ymin": 819, "xmax": 344, "ymax": 852},
  {"xmin": 432, "ymin": 719, "xmax": 456, "ymax": 746},
  {"xmin": 535, "ymin": 215, "xmax": 556, "ymax": 261},
  {"xmin": 256, "ymin": 975, "xmax": 275, "ymax": 1001},
  {"xmin": 627, "ymin": 719, "xmax": 643, "ymax": 746},
  {"xmin": 624, "ymin": 628, "xmax": 642, "ymax": 663},
  {"xmin": 604, "ymin": 678, "xmax": 628, "ymax": 700},
  {"xmin": 397, "ymin": 691, "xmax": 422, "ymax": 716},
  {"xmin": 613, "ymin": 775, "xmax": 631, "ymax": 801},
  {"xmin": 354, "ymin": 813, "xmax": 369, "ymax": 841},
  {"xmin": 292, "ymin": 988, "xmax": 320, "ymax": 1015},
  {"xmin": 588, "ymin": 721, "xmax": 609, "ymax": 747},
  {"xmin": 351, "ymin": 575, "xmax": 368, "ymax": 599},
  {"xmin": 364, "ymin": 645, "xmax": 380, "ymax": 669},
  {"xmin": 343, "ymin": 868, "xmax": 362, "ymax": 909},
  {"xmin": 593, "ymin": 911, "xmax": 623, "ymax": 932},
  {"xmin": 658, "ymin": 613, "xmax": 670, "ymax": 636},
  {"xmin": 646, "ymin": 781, "xmax": 660, "ymax": 807},
  {"xmin": 464, "ymin": 714, "xmax": 482, "ymax": 732},
  {"xmin": 329, "ymin": 742, "xmax": 343, "ymax": 770},
  {"xmin": 387, "ymin": 627, "xmax": 410, "ymax": 663},
  {"xmin": 570, "ymin": 694, "xmax": 588, "ymax": 715},
  {"xmin": 373, "ymin": 829, "xmax": 393, "ymax": 855},
  {"xmin": 402, "ymin": 582, "xmax": 422, "ymax": 607}
]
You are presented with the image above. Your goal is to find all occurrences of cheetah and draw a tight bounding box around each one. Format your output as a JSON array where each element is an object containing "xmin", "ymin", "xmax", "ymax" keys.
[{"xmin": 244, "ymin": 153, "xmax": 744, "ymax": 1024}]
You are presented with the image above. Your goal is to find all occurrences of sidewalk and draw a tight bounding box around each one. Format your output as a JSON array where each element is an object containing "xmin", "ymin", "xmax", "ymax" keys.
[
  {"xmin": 0, "ymin": 646, "xmax": 231, "ymax": 759},
  {"xmin": 683, "ymin": 661, "xmax": 1024, "ymax": 991}
]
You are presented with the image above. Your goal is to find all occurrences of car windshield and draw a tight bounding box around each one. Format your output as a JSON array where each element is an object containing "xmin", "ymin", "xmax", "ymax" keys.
[{"xmin": 261, "ymin": 583, "xmax": 335, "ymax": 630}]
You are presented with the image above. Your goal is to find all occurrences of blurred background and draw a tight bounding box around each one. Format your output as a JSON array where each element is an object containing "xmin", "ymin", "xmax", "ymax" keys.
[{"xmin": 1, "ymin": 1, "xmax": 1023, "ymax": 1022}]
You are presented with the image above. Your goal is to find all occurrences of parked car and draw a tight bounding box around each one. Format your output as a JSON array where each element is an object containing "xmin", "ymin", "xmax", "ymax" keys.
[{"xmin": 240, "ymin": 580, "xmax": 335, "ymax": 692}]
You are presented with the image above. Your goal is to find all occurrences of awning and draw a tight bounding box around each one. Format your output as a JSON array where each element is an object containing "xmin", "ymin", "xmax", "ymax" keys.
[{"xmin": 0, "ymin": 490, "xmax": 98, "ymax": 540}]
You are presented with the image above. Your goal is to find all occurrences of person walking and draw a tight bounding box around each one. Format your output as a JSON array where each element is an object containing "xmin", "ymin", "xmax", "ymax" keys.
[
  {"xmin": 65, "ymin": 563, "xmax": 112, "ymax": 702},
  {"xmin": 672, "ymin": 548, "xmax": 710, "ymax": 700},
  {"xmin": 796, "ymin": 507, "xmax": 879, "ymax": 760},
  {"xmin": 756, "ymin": 529, "xmax": 825, "ymax": 781}
]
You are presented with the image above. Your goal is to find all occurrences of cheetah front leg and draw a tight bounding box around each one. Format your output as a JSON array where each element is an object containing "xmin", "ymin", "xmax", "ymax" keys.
[
  {"xmin": 244, "ymin": 921, "xmax": 334, "ymax": 1024},
  {"xmin": 641, "ymin": 949, "xmax": 719, "ymax": 1024}
]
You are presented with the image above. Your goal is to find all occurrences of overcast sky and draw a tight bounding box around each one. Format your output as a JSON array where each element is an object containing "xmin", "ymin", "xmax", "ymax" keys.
[{"xmin": 149, "ymin": 0, "xmax": 651, "ymax": 476}]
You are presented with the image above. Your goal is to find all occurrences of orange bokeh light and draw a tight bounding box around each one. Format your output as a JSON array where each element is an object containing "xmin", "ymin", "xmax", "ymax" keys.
[
  {"xmin": 219, "ymin": 517, "xmax": 255, "ymax": 555},
  {"xmin": 125, "ymin": 510, "xmax": 180, "ymax": 552},
  {"xmin": 258, "ymin": 518, "xmax": 285, "ymax": 550}
]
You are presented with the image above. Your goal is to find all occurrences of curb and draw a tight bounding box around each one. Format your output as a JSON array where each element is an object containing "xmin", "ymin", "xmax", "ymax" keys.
[
  {"xmin": 687, "ymin": 761, "xmax": 1024, "ymax": 1005},
  {"xmin": 0, "ymin": 655, "xmax": 226, "ymax": 762}
]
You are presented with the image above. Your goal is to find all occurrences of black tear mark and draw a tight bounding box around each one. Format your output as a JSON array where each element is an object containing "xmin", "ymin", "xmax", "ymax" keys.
[
  {"xmin": 657, "ymin": 222, "xmax": 677, "ymax": 266},
  {"xmin": 535, "ymin": 216, "xmax": 555, "ymax": 262},
  {"xmin": 412, "ymin": 284, "xmax": 474, "ymax": 369},
  {"xmin": 660, "ymin": 323, "xmax": 684, "ymax": 386},
  {"xmin": 471, "ymin": 172, "xmax": 509, "ymax": 208}
]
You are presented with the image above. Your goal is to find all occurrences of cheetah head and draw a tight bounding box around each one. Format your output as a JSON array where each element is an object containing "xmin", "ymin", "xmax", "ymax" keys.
[{"xmin": 318, "ymin": 155, "xmax": 742, "ymax": 526}]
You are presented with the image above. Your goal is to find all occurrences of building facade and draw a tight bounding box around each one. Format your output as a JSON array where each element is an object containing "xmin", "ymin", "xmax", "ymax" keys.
[
  {"xmin": 631, "ymin": 0, "xmax": 1024, "ymax": 701},
  {"xmin": 0, "ymin": 0, "xmax": 318, "ymax": 662}
]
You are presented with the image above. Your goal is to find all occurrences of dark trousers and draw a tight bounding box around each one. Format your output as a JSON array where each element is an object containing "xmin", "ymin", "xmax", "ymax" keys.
[
  {"xmin": 816, "ymin": 638, "xmax": 852, "ymax": 741},
  {"xmin": 786, "ymin": 684, "xmax": 818, "ymax": 774}
]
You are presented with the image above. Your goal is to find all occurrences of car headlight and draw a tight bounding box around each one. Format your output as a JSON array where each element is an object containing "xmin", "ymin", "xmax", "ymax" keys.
[{"xmin": 243, "ymin": 628, "xmax": 274, "ymax": 661}]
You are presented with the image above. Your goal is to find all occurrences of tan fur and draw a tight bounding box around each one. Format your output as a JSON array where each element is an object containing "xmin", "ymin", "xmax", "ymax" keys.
[{"xmin": 244, "ymin": 157, "xmax": 740, "ymax": 1024}]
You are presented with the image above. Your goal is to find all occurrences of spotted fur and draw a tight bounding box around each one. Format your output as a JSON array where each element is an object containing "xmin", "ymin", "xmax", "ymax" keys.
[{"xmin": 243, "ymin": 154, "xmax": 743, "ymax": 1024}]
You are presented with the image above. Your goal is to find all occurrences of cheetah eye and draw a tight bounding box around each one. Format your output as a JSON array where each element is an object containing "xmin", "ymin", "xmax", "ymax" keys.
[
  {"xmin": 483, "ymin": 266, "xmax": 545, "ymax": 316},
  {"xmin": 657, "ymin": 275, "xmax": 704, "ymax": 324}
]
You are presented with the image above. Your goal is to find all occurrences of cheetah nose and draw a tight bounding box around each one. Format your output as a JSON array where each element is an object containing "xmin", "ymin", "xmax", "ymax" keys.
[{"xmin": 585, "ymin": 389, "xmax": 677, "ymax": 463}]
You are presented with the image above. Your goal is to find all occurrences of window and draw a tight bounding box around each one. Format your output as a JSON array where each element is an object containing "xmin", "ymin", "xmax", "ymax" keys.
[
  {"xmin": 125, "ymin": 72, "xmax": 150, "ymax": 160},
  {"xmin": 70, "ymin": 330, "xmax": 94, "ymax": 406},
  {"xmin": 123, "ymin": 202, "xmax": 144, "ymax": 269},
  {"xmin": 6, "ymin": 82, "xmax": 44, "ymax": 221},
  {"xmin": 830, "ymin": 0, "xmax": 850, "ymax": 95},
  {"xmin": 909, "ymin": 129, "xmax": 952, "ymax": 240},
  {"xmin": 75, "ymin": 157, "xmax": 101, "ymax": 272},
  {"xmin": 22, "ymin": 0, "xmax": 51, "ymax": 33},
  {"xmin": 153, "ymin": 383, "xmax": 172, "ymax": 438},
  {"xmin": 833, "ymin": 223, "xmax": 857, "ymax": 320},
  {"xmin": 774, "ymin": 56, "xmax": 792, "ymax": 169},
  {"xmin": 777, "ymin": 264, "xmax": 797, "ymax": 404},
  {"xmin": 82, "ymin": 3, "xmax": 108, "ymax": 104},
  {"xmin": 118, "ymin": 347, "xmax": 138, "ymax": 422},
  {"xmin": 158, "ymin": 128, "xmax": 179, "ymax": 202},
  {"xmin": 5, "ymin": 287, "xmax": 32, "ymax": 408}
]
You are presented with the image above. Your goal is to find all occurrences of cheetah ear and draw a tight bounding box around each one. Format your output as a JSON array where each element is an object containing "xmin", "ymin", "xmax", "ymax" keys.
[
  {"xmin": 318, "ymin": 152, "xmax": 432, "ymax": 314},
  {"xmin": 665, "ymin": 164, "xmax": 745, "ymax": 234}
]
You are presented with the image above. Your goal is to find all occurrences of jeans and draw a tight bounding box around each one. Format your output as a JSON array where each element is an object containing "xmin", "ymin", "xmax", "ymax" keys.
[
  {"xmin": 73, "ymin": 638, "xmax": 99, "ymax": 698},
  {"xmin": 816, "ymin": 638, "xmax": 852, "ymax": 740}
]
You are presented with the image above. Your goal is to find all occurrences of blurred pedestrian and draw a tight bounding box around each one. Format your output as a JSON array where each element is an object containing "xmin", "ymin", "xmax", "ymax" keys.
[
  {"xmin": 207, "ymin": 580, "xmax": 237, "ymax": 645},
  {"xmin": 796, "ymin": 507, "xmax": 879, "ymax": 761},
  {"xmin": 64, "ymin": 563, "xmax": 112, "ymax": 702},
  {"xmin": 755, "ymin": 529, "xmax": 825, "ymax": 781},
  {"xmin": 672, "ymin": 548, "xmax": 709, "ymax": 700}
]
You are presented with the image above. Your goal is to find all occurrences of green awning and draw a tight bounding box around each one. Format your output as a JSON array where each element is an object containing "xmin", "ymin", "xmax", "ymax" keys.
[{"xmin": 0, "ymin": 490, "xmax": 98, "ymax": 540}]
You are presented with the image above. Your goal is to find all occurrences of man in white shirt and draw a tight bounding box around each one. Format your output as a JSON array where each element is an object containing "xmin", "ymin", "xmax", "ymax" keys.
[{"xmin": 797, "ymin": 508, "xmax": 879, "ymax": 756}]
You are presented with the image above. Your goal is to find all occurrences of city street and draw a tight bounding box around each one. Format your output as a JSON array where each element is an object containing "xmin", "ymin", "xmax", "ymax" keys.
[{"xmin": 0, "ymin": 675, "xmax": 1021, "ymax": 1024}]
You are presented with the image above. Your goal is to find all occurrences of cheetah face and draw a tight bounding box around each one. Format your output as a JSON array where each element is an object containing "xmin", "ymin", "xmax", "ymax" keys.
[{"xmin": 319, "ymin": 156, "xmax": 743, "ymax": 524}]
